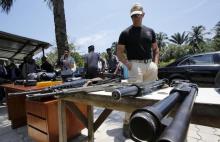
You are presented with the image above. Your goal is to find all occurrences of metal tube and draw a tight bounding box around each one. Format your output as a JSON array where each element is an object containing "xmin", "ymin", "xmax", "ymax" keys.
[
  {"xmin": 9, "ymin": 79, "xmax": 87, "ymax": 96},
  {"xmin": 112, "ymin": 86, "xmax": 139, "ymax": 100},
  {"xmin": 112, "ymin": 79, "xmax": 167, "ymax": 100},
  {"xmin": 158, "ymin": 87, "xmax": 198, "ymax": 142},
  {"xmin": 129, "ymin": 91, "xmax": 183, "ymax": 142},
  {"xmin": 8, "ymin": 89, "xmax": 47, "ymax": 96},
  {"xmin": 151, "ymin": 92, "xmax": 181, "ymax": 118}
]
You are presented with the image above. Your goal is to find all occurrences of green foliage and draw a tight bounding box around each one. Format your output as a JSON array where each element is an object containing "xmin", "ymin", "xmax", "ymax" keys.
[
  {"xmin": 213, "ymin": 38, "xmax": 220, "ymax": 51},
  {"xmin": 159, "ymin": 59, "xmax": 175, "ymax": 67},
  {"xmin": 111, "ymin": 42, "xmax": 118, "ymax": 55},
  {"xmin": 71, "ymin": 52, "xmax": 84, "ymax": 67},
  {"xmin": 156, "ymin": 32, "xmax": 168, "ymax": 49},
  {"xmin": 169, "ymin": 32, "xmax": 188, "ymax": 45}
]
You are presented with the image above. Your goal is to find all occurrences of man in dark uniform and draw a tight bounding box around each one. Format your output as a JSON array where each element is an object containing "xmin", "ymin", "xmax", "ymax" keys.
[
  {"xmin": 84, "ymin": 45, "xmax": 104, "ymax": 79},
  {"xmin": 41, "ymin": 56, "xmax": 54, "ymax": 73},
  {"xmin": 116, "ymin": 3, "xmax": 159, "ymax": 138},
  {"xmin": 106, "ymin": 48, "xmax": 120, "ymax": 74}
]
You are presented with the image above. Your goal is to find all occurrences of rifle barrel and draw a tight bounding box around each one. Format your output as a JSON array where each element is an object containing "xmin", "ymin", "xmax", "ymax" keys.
[
  {"xmin": 9, "ymin": 79, "xmax": 87, "ymax": 96},
  {"xmin": 112, "ymin": 86, "xmax": 139, "ymax": 100},
  {"xmin": 8, "ymin": 89, "xmax": 48, "ymax": 96},
  {"xmin": 112, "ymin": 79, "xmax": 167, "ymax": 100}
]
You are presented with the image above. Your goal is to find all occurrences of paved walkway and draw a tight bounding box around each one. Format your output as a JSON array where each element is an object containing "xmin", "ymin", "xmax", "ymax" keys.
[{"xmin": 0, "ymin": 104, "xmax": 220, "ymax": 142}]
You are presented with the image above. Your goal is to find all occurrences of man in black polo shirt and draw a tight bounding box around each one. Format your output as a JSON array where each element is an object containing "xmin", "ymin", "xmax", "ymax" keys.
[{"xmin": 117, "ymin": 3, "xmax": 159, "ymax": 138}]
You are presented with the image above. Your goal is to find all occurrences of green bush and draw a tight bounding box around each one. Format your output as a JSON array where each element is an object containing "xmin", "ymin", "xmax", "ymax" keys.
[{"xmin": 159, "ymin": 59, "xmax": 175, "ymax": 67}]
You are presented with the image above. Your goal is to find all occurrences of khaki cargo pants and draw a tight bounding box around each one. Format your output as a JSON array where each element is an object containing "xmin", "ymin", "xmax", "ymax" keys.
[{"xmin": 124, "ymin": 61, "xmax": 158, "ymax": 124}]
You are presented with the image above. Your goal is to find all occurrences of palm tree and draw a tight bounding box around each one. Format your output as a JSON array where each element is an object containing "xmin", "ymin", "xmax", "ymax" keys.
[
  {"xmin": 213, "ymin": 21, "xmax": 220, "ymax": 39},
  {"xmin": 188, "ymin": 25, "xmax": 208, "ymax": 53},
  {"xmin": 156, "ymin": 32, "xmax": 168, "ymax": 49},
  {"xmin": 169, "ymin": 32, "xmax": 188, "ymax": 45},
  {"xmin": 0, "ymin": 0, "xmax": 68, "ymax": 60},
  {"xmin": 213, "ymin": 21, "xmax": 220, "ymax": 50}
]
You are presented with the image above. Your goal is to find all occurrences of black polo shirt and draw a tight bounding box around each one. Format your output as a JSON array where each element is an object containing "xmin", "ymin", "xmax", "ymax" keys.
[{"xmin": 118, "ymin": 25, "xmax": 156, "ymax": 60}]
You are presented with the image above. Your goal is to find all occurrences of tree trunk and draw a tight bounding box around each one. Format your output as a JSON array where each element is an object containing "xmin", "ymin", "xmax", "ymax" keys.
[{"xmin": 52, "ymin": 0, "xmax": 68, "ymax": 61}]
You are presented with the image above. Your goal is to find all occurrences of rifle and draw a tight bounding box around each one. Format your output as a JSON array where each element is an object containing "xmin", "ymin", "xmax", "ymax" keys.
[
  {"xmin": 111, "ymin": 79, "xmax": 168, "ymax": 100},
  {"xmin": 26, "ymin": 83, "xmax": 115, "ymax": 99},
  {"xmin": 99, "ymin": 72, "xmax": 123, "ymax": 79},
  {"xmin": 9, "ymin": 77, "xmax": 120, "ymax": 100},
  {"xmin": 129, "ymin": 82, "xmax": 198, "ymax": 142},
  {"xmin": 9, "ymin": 79, "xmax": 88, "ymax": 96}
]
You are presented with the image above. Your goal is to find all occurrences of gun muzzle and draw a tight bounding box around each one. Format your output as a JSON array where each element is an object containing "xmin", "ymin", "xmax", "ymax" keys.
[{"xmin": 112, "ymin": 86, "xmax": 139, "ymax": 100}]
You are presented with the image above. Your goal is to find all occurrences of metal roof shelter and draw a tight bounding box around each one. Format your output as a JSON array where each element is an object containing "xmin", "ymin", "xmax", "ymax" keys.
[{"xmin": 0, "ymin": 31, "xmax": 51, "ymax": 62}]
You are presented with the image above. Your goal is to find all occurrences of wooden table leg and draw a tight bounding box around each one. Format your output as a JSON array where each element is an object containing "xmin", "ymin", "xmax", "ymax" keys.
[
  {"xmin": 58, "ymin": 99, "xmax": 67, "ymax": 142},
  {"xmin": 87, "ymin": 105, "xmax": 94, "ymax": 142}
]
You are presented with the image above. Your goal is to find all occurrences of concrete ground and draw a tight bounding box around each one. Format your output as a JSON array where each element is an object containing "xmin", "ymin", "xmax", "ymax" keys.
[{"xmin": 0, "ymin": 103, "xmax": 220, "ymax": 142}]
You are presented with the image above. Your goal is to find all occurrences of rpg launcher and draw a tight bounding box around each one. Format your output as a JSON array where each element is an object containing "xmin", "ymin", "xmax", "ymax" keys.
[
  {"xmin": 129, "ymin": 82, "xmax": 198, "ymax": 142},
  {"xmin": 111, "ymin": 79, "xmax": 168, "ymax": 100}
]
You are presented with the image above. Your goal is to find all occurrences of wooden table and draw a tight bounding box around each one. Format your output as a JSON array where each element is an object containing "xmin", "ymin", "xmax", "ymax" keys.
[
  {"xmin": 26, "ymin": 98, "xmax": 87, "ymax": 142},
  {"xmin": 1, "ymin": 84, "xmax": 48, "ymax": 128},
  {"xmin": 57, "ymin": 87, "xmax": 220, "ymax": 142}
]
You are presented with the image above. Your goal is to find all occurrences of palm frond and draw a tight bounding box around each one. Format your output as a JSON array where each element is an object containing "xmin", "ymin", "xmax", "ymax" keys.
[
  {"xmin": 0, "ymin": 0, "xmax": 14, "ymax": 13},
  {"xmin": 44, "ymin": 0, "xmax": 53, "ymax": 10}
]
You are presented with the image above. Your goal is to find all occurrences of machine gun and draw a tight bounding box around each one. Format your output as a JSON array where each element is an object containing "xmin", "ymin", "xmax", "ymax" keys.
[
  {"xmin": 27, "ymin": 83, "xmax": 116, "ymax": 100},
  {"xmin": 128, "ymin": 82, "xmax": 198, "ymax": 142},
  {"xmin": 9, "ymin": 79, "xmax": 88, "ymax": 96},
  {"xmin": 111, "ymin": 79, "xmax": 168, "ymax": 100},
  {"xmin": 9, "ymin": 77, "xmax": 120, "ymax": 100},
  {"xmin": 99, "ymin": 72, "xmax": 123, "ymax": 79}
]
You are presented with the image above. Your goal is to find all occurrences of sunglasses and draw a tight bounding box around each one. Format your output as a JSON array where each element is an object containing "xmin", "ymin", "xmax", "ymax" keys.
[{"xmin": 131, "ymin": 14, "xmax": 142, "ymax": 18}]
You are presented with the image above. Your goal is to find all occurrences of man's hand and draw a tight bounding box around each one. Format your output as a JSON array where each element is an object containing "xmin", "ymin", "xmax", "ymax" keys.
[{"xmin": 127, "ymin": 62, "xmax": 132, "ymax": 70}]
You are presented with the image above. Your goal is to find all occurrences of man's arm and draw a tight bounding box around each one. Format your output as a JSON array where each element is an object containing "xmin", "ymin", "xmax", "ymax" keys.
[
  {"xmin": 152, "ymin": 42, "xmax": 159, "ymax": 65},
  {"xmin": 113, "ymin": 63, "xmax": 120, "ymax": 74},
  {"xmin": 117, "ymin": 44, "xmax": 132, "ymax": 70},
  {"xmin": 99, "ymin": 57, "xmax": 105, "ymax": 72}
]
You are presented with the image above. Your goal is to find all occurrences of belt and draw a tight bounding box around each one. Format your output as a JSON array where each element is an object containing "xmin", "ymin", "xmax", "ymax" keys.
[{"xmin": 129, "ymin": 59, "xmax": 152, "ymax": 63}]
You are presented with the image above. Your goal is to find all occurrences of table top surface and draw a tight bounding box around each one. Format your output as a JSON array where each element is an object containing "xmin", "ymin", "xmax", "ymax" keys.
[
  {"xmin": 89, "ymin": 87, "xmax": 220, "ymax": 105},
  {"xmin": 0, "ymin": 83, "xmax": 45, "ymax": 91}
]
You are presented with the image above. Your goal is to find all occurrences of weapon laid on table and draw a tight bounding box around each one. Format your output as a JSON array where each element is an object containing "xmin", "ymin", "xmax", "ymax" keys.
[
  {"xmin": 129, "ymin": 82, "xmax": 198, "ymax": 142},
  {"xmin": 27, "ymin": 83, "xmax": 116, "ymax": 99},
  {"xmin": 27, "ymin": 72, "xmax": 57, "ymax": 81},
  {"xmin": 14, "ymin": 79, "xmax": 37, "ymax": 86},
  {"xmin": 99, "ymin": 72, "xmax": 123, "ymax": 79},
  {"xmin": 111, "ymin": 79, "xmax": 168, "ymax": 100},
  {"xmin": 9, "ymin": 77, "xmax": 120, "ymax": 100},
  {"xmin": 9, "ymin": 79, "xmax": 88, "ymax": 96}
]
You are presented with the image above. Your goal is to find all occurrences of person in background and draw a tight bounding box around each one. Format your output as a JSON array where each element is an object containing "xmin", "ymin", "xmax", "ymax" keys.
[
  {"xmin": 116, "ymin": 3, "xmax": 159, "ymax": 138},
  {"xmin": 60, "ymin": 49, "xmax": 75, "ymax": 81},
  {"xmin": 106, "ymin": 48, "xmax": 120, "ymax": 74},
  {"xmin": 0, "ymin": 60, "xmax": 7, "ymax": 105},
  {"xmin": 0, "ymin": 60, "xmax": 7, "ymax": 80},
  {"xmin": 7, "ymin": 60, "xmax": 20, "ymax": 81},
  {"xmin": 84, "ymin": 45, "xmax": 105, "ymax": 79},
  {"xmin": 19, "ymin": 56, "xmax": 27, "ymax": 73},
  {"xmin": 41, "ymin": 56, "xmax": 54, "ymax": 73},
  {"xmin": 22, "ymin": 55, "xmax": 38, "ymax": 79}
]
